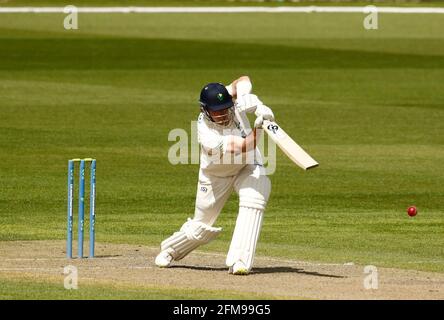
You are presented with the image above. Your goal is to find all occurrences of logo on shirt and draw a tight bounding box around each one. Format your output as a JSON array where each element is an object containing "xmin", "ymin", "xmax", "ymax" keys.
[{"xmin": 200, "ymin": 186, "xmax": 208, "ymax": 193}]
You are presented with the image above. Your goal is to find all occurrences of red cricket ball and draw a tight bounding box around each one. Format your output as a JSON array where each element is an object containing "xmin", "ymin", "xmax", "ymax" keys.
[{"xmin": 407, "ymin": 206, "xmax": 417, "ymax": 217}]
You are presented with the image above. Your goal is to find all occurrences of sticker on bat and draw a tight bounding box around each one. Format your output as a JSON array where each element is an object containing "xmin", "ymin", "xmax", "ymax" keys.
[
  {"xmin": 267, "ymin": 124, "xmax": 279, "ymax": 134},
  {"xmin": 267, "ymin": 123, "xmax": 286, "ymax": 139}
]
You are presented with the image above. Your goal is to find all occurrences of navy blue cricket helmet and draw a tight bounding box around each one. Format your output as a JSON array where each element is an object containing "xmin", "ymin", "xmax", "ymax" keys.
[{"xmin": 199, "ymin": 83, "xmax": 234, "ymax": 111}]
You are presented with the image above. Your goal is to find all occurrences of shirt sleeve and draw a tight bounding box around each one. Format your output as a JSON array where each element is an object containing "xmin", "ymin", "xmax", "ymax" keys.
[
  {"xmin": 225, "ymin": 84, "xmax": 234, "ymax": 96},
  {"xmin": 198, "ymin": 114, "xmax": 228, "ymax": 157}
]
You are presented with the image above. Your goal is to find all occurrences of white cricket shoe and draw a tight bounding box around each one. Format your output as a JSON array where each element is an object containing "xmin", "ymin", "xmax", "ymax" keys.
[
  {"xmin": 230, "ymin": 261, "xmax": 249, "ymax": 275},
  {"xmin": 155, "ymin": 249, "xmax": 174, "ymax": 268}
]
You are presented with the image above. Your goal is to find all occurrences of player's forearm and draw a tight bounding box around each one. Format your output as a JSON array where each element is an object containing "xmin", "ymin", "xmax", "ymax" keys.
[
  {"xmin": 226, "ymin": 129, "xmax": 257, "ymax": 154},
  {"xmin": 242, "ymin": 128, "xmax": 257, "ymax": 153},
  {"xmin": 228, "ymin": 76, "xmax": 251, "ymax": 99}
]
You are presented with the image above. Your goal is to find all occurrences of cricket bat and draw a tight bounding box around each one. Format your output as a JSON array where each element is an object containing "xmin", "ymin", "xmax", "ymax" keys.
[{"xmin": 263, "ymin": 120, "xmax": 319, "ymax": 170}]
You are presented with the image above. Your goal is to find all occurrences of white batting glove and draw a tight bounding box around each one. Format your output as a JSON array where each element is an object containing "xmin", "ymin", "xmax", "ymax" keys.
[
  {"xmin": 235, "ymin": 94, "xmax": 263, "ymax": 113},
  {"xmin": 254, "ymin": 115, "xmax": 264, "ymax": 129},
  {"xmin": 255, "ymin": 104, "xmax": 275, "ymax": 122}
]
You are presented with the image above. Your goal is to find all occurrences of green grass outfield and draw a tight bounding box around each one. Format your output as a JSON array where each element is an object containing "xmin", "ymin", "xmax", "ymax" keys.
[
  {"xmin": 0, "ymin": 276, "xmax": 280, "ymax": 299},
  {"xmin": 1, "ymin": 0, "xmax": 444, "ymax": 8},
  {"xmin": 0, "ymin": 7, "xmax": 443, "ymax": 298}
]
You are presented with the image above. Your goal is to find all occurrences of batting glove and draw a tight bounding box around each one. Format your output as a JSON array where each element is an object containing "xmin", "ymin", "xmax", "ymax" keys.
[
  {"xmin": 254, "ymin": 115, "xmax": 264, "ymax": 129},
  {"xmin": 235, "ymin": 94, "xmax": 263, "ymax": 113},
  {"xmin": 255, "ymin": 104, "xmax": 274, "ymax": 122}
]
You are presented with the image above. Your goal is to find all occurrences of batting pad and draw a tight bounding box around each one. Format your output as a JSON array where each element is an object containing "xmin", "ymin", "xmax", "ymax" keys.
[
  {"xmin": 226, "ymin": 207, "xmax": 264, "ymax": 271},
  {"xmin": 160, "ymin": 219, "xmax": 222, "ymax": 261}
]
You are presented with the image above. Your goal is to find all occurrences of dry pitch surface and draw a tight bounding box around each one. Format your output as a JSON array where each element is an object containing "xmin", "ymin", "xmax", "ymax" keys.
[{"xmin": 0, "ymin": 241, "xmax": 443, "ymax": 300}]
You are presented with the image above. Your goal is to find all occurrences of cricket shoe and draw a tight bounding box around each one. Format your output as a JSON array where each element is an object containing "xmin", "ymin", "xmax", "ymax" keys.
[
  {"xmin": 229, "ymin": 261, "xmax": 249, "ymax": 275},
  {"xmin": 155, "ymin": 249, "xmax": 174, "ymax": 268}
]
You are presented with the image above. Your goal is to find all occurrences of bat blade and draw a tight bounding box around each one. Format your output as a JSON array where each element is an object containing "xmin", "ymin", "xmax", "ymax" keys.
[{"xmin": 263, "ymin": 120, "xmax": 318, "ymax": 170}]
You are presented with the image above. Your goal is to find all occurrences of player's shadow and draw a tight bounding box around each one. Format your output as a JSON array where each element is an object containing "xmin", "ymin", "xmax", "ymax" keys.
[
  {"xmin": 253, "ymin": 266, "xmax": 345, "ymax": 278},
  {"xmin": 170, "ymin": 265, "xmax": 344, "ymax": 278},
  {"xmin": 170, "ymin": 265, "xmax": 227, "ymax": 272}
]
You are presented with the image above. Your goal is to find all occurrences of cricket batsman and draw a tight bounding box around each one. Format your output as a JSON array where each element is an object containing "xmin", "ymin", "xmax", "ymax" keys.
[{"xmin": 155, "ymin": 76, "xmax": 274, "ymax": 275}]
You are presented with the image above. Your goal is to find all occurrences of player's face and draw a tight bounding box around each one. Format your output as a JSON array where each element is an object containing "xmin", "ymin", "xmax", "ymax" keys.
[{"xmin": 209, "ymin": 108, "xmax": 233, "ymax": 126}]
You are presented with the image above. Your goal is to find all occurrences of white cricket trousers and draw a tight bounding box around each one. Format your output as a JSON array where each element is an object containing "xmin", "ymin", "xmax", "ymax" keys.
[{"xmin": 193, "ymin": 164, "xmax": 271, "ymax": 226}]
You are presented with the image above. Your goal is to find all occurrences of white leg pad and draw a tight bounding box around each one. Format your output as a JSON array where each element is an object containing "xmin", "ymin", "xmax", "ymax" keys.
[
  {"xmin": 160, "ymin": 218, "xmax": 222, "ymax": 261},
  {"xmin": 226, "ymin": 206, "xmax": 264, "ymax": 272},
  {"xmin": 235, "ymin": 166, "xmax": 271, "ymax": 211}
]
